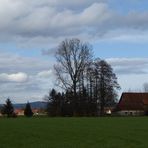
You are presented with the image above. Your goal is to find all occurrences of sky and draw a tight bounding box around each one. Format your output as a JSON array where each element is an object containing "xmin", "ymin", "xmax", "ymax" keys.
[{"xmin": 0, "ymin": 0, "xmax": 148, "ymax": 103}]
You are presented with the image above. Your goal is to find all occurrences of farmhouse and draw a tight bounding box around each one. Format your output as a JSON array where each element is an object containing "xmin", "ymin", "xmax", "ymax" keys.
[{"xmin": 116, "ymin": 92, "xmax": 148, "ymax": 116}]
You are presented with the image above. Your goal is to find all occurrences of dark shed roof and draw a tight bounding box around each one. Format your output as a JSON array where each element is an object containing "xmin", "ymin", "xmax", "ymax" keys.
[{"xmin": 117, "ymin": 92, "xmax": 148, "ymax": 111}]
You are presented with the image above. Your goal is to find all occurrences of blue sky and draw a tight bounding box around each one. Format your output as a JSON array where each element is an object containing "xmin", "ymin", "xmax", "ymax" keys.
[
  {"xmin": 94, "ymin": 42, "xmax": 148, "ymax": 58},
  {"xmin": 0, "ymin": 0, "xmax": 148, "ymax": 103},
  {"xmin": 108, "ymin": 0, "xmax": 148, "ymax": 13},
  {"xmin": 1, "ymin": 40, "xmax": 148, "ymax": 58}
]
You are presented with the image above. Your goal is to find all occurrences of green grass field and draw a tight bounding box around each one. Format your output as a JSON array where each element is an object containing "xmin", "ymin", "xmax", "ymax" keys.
[{"xmin": 0, "ymin": 117, "xmax": 148, "ymax": 148}]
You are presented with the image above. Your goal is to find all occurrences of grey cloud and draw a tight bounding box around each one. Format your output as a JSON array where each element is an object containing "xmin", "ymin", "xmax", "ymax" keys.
[
  {"xmin": 107, "ymin": 58, "xmax": 148, "ymax": 75},
  {"xmin": 0, "ymin": 52, "xmax": 53, "ymax": 73},
  {"xmin": 41, "ymin": 48, "xmax": 56, "ymax": 56},
  {"xmin": 107, "ymin": 58, "xmax": 148, "ymax": 67},
  {"xmin": 103, "ymin": 12, "xmax": 148, "ymax": 33},
  {"xmin": 0, "ymin": 52, "xmax": 56, "ymax": 103},
  {"xmin": 0, "ymin": 71, "xmax": 55, "ymax": 103},
  {"xmin": 1, "ymin": 55, "xmax": 148, "ymax": 102},
  {"xmin": 115, "ymin": 67, "xmax": 147, "ymax": 75},
  {"xmin": 1, "ymin": 0, "xmax": 148, "ymax": 45}
]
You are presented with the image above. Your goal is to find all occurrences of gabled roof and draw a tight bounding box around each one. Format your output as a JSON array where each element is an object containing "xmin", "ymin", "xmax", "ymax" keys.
[{"xmin": 116, "ymin": 92, "xmax": 148, "ymax": 111}]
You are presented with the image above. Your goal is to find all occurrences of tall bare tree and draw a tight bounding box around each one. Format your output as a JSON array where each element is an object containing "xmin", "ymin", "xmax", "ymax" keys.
[
  {"xmin": 94, "ymin": 59, "xmax": 120, "ymax": 115},
  {"xmin": 54, "ymin": 38, "xmax": 92, "ymax": 115}
]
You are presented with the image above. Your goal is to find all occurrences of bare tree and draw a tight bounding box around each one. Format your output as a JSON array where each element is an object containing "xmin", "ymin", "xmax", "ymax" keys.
[
  {"xmin": 54, "ymin": 38, "xmax": 92, "ymax": 115},
  {"xmin": 143, "ymin": 83, "xmax": 148, "ymax": 92}
]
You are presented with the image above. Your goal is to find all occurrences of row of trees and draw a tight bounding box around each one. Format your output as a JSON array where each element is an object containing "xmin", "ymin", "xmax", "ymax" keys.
[
  {"xmin": 0, "ymin": 98, "xmax": 33, "ymax": 117},
  {"xmin": 46, "ymin": 38, "xmax": 120, "ymax": 116},
  {"xmin": 0, "ymin": 39, "xmax": 120, "ymax": 117}
]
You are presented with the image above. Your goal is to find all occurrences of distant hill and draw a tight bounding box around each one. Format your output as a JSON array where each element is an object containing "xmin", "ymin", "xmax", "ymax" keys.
[{"xmin": 0, "ymin": 101, "xmax": 48, "ymax": 109}]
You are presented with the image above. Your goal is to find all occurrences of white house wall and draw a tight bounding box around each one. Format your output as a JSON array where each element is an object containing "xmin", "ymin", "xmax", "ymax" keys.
[{"xmin": 117, "ymin": 110, "xmax": 144, "ymax": 116}]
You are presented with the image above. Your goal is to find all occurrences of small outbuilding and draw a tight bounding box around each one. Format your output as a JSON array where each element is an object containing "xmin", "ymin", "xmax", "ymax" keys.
[{"xmin": 116, "ymin": 92, "xmax": 148, "ymax": 116}]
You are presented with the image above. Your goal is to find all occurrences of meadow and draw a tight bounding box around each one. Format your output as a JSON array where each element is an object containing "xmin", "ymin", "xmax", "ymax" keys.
[{"xmin": 0, "ymin": 117, "xmax": 148, "ymax": 148}]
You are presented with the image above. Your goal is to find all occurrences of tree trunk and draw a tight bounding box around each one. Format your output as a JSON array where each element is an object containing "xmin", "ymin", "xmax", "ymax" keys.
[{"xmin": 73, "ymin": 80, "xmax": 78, "ymax": 116}]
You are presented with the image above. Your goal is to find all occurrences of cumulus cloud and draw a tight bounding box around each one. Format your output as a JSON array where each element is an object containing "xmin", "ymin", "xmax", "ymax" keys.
[
  {"xmin": 0, "ymin": 1, "xmax": 108, "ymax": 36},
  {"xmin": 0, "ymin": 72, "xmax": 28, "ymax": 83},
  {"xmin": 0, "ymin": 0, "xmax": 148, "ymax": 45},
  {"xmin": 0, "ymin": 52, "xmax": 55, "ymax": 103}
]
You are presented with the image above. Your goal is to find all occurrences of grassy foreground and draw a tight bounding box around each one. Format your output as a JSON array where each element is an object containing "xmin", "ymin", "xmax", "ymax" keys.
[{"xmin": 0, "ymin": 117, "xmax": 148, "ymax": 148}]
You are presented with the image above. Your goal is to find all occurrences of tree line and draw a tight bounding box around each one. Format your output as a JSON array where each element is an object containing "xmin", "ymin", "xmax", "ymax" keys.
[
  {"xmin": 46, "ymin": 38, "xmax": 120, "ymax": 116},
  {"xmin": 0, "ymin": 98, "xmax": 33, "ymax": 117},
  {"xmin": 0, "ymin": 38, "xmax": 120, "ymax": 117}
]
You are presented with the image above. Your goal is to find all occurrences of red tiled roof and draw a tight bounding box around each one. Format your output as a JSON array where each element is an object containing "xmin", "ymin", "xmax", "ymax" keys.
[
  {"xmin": 117, "ymin": 92, "xmax": 148, "ymax": 111},
  {"xmin": 15, "ymin": 109, "xmax": 24, "ymax": 113}
]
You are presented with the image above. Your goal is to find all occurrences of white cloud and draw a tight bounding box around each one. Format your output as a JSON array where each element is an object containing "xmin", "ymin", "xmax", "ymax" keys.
[
  {"xmin": 37, "ymin": 70, "xmax": 53, "ymax": 78},
  {"xmin": 107, "ymin": 58, "xmax": 148, "ymax": 67},
  {"xmin": 0, "ymin": 52, "xmax": 56, "ymax": 103},
  {"xmin": 0, "ymin": 72, "xmax": 28, "ymax": 83},
  {"xmin": 0, "ymin": 0, "xmax": 148, "ymax": 45}
]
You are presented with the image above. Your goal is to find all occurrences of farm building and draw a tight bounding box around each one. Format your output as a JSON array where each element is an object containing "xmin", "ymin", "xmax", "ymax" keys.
[
  {"xmin": 14, "ymin": 109, "xmax": 45, "ymax": 116},
  {"xmin": 116, "ymin": 92, "xmax": 148, "ymax": 116},
  {"xmin": 15, "ymin": 109, "xmax": 24, "ymax": 116}
]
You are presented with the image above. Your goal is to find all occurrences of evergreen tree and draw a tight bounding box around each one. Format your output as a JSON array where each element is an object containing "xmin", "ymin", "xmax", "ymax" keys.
[
  {"xmin": 24, "ymin": 102, "xmax": 33, "ymax": 117},
  {"xmin": 46, "ymin": 89, "xmax": 63, "ymax": 116},
  {"xmin": 46, "ymin": 89, "xmax": 57, "ymax": 116},
  {"xmin": 1, "ymin": 98, "xmax": 14, "ymax": 117}
]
